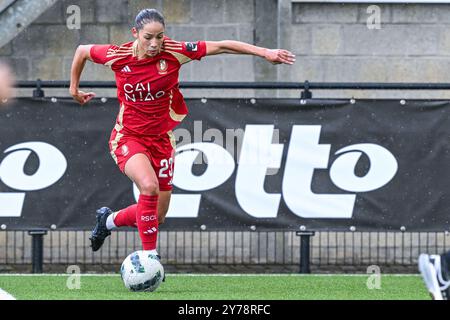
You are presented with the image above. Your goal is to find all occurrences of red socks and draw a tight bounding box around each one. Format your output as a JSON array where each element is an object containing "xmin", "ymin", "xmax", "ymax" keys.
[
  {"xmin": 136, "ymin": 194, "xmax": 159, "ymax": 250},
  {"xmin": 112, "ymin": 195, "xmax": 159, "ymax": 250},
  {"xmin": 113, "ymin": 204, "xmax": 138, "ymax": 227}
]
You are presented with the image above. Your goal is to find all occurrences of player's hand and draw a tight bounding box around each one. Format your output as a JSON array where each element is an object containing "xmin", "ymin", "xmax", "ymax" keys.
[
  {"xmin": 0, "ymin": 62, "xmax": 15, "ymax": 103},
  {"xmin": 70, "ymin": 89, "xmax": 96, "ymax": 105},
  {"xmin": 264, "ymin": 49, "xmax": 296, "ymax": 65}
]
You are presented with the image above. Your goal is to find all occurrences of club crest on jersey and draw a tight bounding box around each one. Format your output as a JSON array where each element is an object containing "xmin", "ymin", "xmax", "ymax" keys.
[
  {"xmin": 157, "ymin": 59, "xmax": 168, "ymax": 75},
  {"xmin": 121, "ymin": 145, "xmax": 129, "ymax": 156}
]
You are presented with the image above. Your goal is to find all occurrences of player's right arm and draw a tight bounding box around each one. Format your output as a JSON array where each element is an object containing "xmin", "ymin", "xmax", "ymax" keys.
[{"xmin": 70, "ymin": 44, "xmax": 96, "ymax": 105}]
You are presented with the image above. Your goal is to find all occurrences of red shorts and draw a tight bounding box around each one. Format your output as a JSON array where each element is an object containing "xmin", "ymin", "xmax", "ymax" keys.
[{"xmin": 109, "ymin": 130, "xmax": 176, "ymax": 191}]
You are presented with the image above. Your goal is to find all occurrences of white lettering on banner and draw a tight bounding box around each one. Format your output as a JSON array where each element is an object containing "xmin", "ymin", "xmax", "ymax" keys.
[
  {"xmin": 0, "ymin": 193, "xmax": 25, "ymax": 217},
  {"xmin": 283, "ymin": 126, "xmax": 356, "ymax": 218},
  {"xmin": 235, "ymin": 125, "xmax": 283, "ymax": 218},
  {"xmin": 329, "ymin": 144, "xmax": 398, "ymax": 192},
  {"xmin": 172, "ymin": 143, "xmax": 235, "ymax": 191},
  {"xmin": 133, "ymin": 184, "xmax": 201, "ymax": 218},
  {"xmin": 132, "ymin": 143, "xmax": 235, "ymax": 218},
  {"xmin": 0, "ymin": 142, "xmax": 67, "ymax": 217},
  {"xmin": 0, "ymin": 142, "xmax": 67, "ymax": 191},
  {"xmin": 167, "ymin": 125, "xmax": 398, "ymax": 219}
]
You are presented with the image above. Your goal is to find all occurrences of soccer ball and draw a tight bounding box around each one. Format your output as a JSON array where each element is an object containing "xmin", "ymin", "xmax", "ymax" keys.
[{"xmin": 120, "ymin": 250, "xmax": 164, "ymax": 292}]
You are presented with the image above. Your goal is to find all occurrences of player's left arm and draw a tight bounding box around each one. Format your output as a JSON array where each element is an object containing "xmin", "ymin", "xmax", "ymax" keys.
[{"xmin": 205, "ymin": 40, "xmax": 295, "ymax": 65}]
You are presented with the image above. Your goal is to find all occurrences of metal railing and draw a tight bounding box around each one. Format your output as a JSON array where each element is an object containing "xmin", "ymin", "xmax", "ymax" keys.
[
  {"xmin": 0, "ymin": 230, "xmax": 448, "ymax": 274},
  {"xmin": 16, "ymin": 79, "xmax": 450, "ymax": 99}
]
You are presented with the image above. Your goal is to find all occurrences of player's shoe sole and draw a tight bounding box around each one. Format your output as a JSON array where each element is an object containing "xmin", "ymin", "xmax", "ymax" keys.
[
  {"xmin": 418, "ymin": 253, "xmax": 444, "ymax": 300},
  {"xmin": 89, "ymin": 207, "xmax": 113, "ymax": 252}
]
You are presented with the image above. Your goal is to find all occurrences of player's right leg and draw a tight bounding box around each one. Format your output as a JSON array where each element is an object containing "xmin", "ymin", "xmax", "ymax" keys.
[
  {"xmin": 418, "ymin": 252, "xmax": 450, "ymax": 300},
  {"xmin": 124, "ymin": 153, "xmax": 160, "ymax": 252}
]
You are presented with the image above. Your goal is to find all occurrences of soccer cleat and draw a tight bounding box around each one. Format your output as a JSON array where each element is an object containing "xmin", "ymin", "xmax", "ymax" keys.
[
  {"xmin": 418, "ymin": 253, "xmax": 450, "ymax": 300},
  {"xmin": 89, "ymin": 207, "xmax": 113, "ymax": 252}
]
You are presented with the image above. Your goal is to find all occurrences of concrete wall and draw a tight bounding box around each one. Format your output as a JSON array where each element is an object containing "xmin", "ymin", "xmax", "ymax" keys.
[
  {"xmin": 282, "ymin": 1, "xmax": 450, "ymax": 98},
  {"xmin": 0, "ymin": 0, "xmax": 263, "ymax": 97},
  {"xmin": 2, "ymin": 1, "xmax": 450, "ymax": 98}
]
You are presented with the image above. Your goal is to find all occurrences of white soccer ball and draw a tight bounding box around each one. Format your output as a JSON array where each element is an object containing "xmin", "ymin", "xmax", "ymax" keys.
[{"xmin": 120, "ymin": 250, "xmax": 165, "ymax": 292}]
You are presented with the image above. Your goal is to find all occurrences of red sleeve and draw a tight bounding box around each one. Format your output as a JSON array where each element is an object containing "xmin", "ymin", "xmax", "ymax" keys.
[
  {"xmin": 90, "ymin": 44, "xmax": 118, "ymax": 65},
  {"xmin": 163, "ymin": 37, "xmax": 207, "ymax": 63},
  {"xmin": 180, "ymin": 41, "xmax": 207, "ymax": 61}
]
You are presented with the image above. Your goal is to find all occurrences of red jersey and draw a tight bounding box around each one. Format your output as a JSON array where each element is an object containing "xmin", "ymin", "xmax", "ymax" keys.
[{"xmin": 90, "ymin": 37, "xmax": 207, "ymax": 135}]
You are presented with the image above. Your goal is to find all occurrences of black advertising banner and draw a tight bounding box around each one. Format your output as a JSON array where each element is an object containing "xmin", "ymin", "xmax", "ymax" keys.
[{"xmin": 0, "ymin": 97, "xmax": 448, "ymax": 231}]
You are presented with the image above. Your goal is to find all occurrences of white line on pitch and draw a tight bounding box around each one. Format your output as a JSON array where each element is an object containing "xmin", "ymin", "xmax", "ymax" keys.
[{"xmin": 0, "ymin": 288, "xmax": 16, "ymax": 300}]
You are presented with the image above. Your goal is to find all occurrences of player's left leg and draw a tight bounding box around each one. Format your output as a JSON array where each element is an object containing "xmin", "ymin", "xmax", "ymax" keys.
[
  {"xmin": 107, "ymin": 205, "xmax": 138, "ymax": 229},
  {"xmin": 89, "ymin": 207, "xmax": 114, "ymax": 251},
  {"xmin": 105, "ymin": 190, "xmax": 171, "ymax": 229},
  {"xmin": 91, "ymin": 138, "xmax": 152, "ymax": 252}
]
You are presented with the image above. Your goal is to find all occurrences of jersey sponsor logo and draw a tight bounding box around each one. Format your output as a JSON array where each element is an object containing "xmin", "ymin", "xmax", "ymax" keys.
[
  {"xmin": 123, "ymin": 82, "xmax": 166, "ymax": 102},
  {"xmin": 121, "ymin": 65, "xmax": 131, "ymax": 73},
  {"xmin": 185, "ymin": 42, "xmax": 198, "ymax": 52},
  {"xmin": 157, "ymin": 59, "xmax": 168, "ymax": 75}
]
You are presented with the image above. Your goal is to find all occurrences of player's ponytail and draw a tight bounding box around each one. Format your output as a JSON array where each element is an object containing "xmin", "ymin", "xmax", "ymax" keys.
[{"xmin": 135, "ymin": 8, "xmax": 165, "ymax": 30}]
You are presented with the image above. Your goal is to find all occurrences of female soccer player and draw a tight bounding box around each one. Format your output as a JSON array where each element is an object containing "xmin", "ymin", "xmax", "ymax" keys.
[{"xmin": 70, "ymin": 9, "xmax": 295, "ymax": 256}]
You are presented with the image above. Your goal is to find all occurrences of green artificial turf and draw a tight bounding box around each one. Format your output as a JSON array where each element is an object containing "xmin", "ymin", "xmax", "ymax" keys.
[{"xmin": 0, "ymin": 274, "xmax": 430, "ymax": 300}]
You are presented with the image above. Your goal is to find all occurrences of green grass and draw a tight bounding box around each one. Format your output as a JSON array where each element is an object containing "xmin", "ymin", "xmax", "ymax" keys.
[{"xmin": 0, "ymin": 274, "xmax": 430, "ymax": 300}]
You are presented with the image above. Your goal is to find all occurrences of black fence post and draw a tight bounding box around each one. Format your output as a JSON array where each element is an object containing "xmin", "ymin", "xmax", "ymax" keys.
[
  {"xmin": 301, "ymin": 80, "xmax": 312, "ymax": 99},
  {"xmin": 28, "ymin": 230, "xmax": 47, "ymax": 273},
  {"xmin": 32, "ymin": 78, "xmax": 45, "ymax": 98},
  {"xmin": 296, "ymin": 231, "xmax": 315, "ymax": 274}
]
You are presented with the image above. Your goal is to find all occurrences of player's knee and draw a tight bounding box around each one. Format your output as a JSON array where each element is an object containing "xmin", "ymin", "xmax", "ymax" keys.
[{"xmin": 138, "ymin": 179, "xmax": 159, "ymax": 195}]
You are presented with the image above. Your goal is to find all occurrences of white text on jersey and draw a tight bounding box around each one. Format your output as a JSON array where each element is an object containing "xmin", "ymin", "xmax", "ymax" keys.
[{"xmin": 123, "ymin": 82, "xmax": 166, "ymax": 102}]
